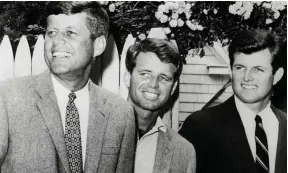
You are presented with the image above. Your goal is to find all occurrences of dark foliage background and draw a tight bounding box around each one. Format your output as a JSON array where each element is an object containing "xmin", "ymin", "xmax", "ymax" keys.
[{"xmin": 0, "ymin": 1, "xmax": 286, "ymax": 57}]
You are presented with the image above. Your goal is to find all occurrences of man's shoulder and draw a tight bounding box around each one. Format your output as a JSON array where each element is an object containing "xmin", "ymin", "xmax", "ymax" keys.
[
  {"xmin": 166, "ymin": 128, "xmax": 195, "ymax": 153},
  {"xmin": 186, "ymin": 101, "xmax": 227, "ymax": 122},
  {"xmin": 272, "ymin": 105, "xmax": 287, "ymax": 122},
  {"xmin": 89, "ymin": 83, "xmax": 134, "ymax": 117},
  {"xmin": 0, "ymin": 75, "xmax": 40, "ymax": 93}
]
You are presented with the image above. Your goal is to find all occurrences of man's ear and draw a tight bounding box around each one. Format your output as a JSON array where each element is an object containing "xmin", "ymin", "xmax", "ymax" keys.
[
  {"xmin": 171, "ymin": 80, "xmax": 178, "ymax": 96},
  {"xmin": 273, "ymin": 67, "xmax": 284, "ymax": 85},
  {"xmin": 124, "ymin": 70, "xmax": 131, "ymax": 88},
  {"xmin": 93, "ymin": 35, "xmax": 106, "ymax": 58}
]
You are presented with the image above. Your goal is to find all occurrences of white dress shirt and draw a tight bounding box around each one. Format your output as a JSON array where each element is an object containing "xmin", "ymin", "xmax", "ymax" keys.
[
  {"xmin": 134, "ymin": 117, "xmax": 167, "ymax": 173},
  {"xmin": 234, "ymin": 96, "xmax": 279, "ymax": 173},
  {"xmin": 51, "ymin": 75, "xmax": 90, "ymax": 167}
]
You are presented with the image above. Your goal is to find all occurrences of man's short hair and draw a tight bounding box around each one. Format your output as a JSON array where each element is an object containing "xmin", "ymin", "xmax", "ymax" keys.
[
  {"xmin": 228, "ymin": 29, "xmax": 283, "ymax": 74},
  {"xmin": 126, "ymin": 38, "xmax": 183, "ymax": 81},
  {"xmin": 45, "ymin": 1, "xmax": 109, "ymax": 40}
]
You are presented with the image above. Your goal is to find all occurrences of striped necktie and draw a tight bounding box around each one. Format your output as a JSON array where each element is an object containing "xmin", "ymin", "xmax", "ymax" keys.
[
  {"xmin": 255, "ymin": 115, "xmax": 269, "ymax": 173},
  {"xmin": 65, "ymin": 92, "xmax": 83, "ymax": 173}
]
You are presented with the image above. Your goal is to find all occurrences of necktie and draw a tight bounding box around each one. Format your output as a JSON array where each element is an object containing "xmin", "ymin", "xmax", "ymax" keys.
[
  {"xmin": 65, "ymin": 92, "xmax": 83, "ymax": 173},
  {"xmin": 255, "ymin": 115, "xmax": 269, "ymax": 173}
]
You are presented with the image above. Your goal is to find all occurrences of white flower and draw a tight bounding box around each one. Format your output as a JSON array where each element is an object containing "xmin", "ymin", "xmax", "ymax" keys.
[
  {"xmin": 163, "ymin": 28, "xmax": 171, "ymax": 34},
  {"xmin": 273, "ymin": 11, "xmax": 280, "ymax": 19},
  {"xmin": 185, "ymin": 11, "xmax": 191, "ymax": 19},
  {"xmin": 158, "ymin": 4, "xmax": 169, "ymax": 13},
  {"xmin": 237, "ymin": 7, "xmax": 246, "ymax": 15},
  {"xmin": 171, "ymin": 33, "xmax": 175, "ymax": 38},
  {"xmin": 234, "ymin": 1, "xmax": 243, "ymax": 10},
  {"xmin": 243, "ymin": 11, "xmax": 251, "ymax": 19},
  {"xmin": 171, "ymin": 12, "xmax": 179, "ymax": 20},
  {"xmin": 186, "ymin": 21, "xmax": 197, "ymax": 31},
  {"xmin": 165, "ymin": 2, "xmax": 174, "ymax": 10},
  {"xmin": 213, "ymin": 8, "xmax": 218, "ymax": 14},
  {"xmin": 203, "ymin": 9, "xmax": 208, "ymax": 15},
  {"xmin": 177, "ymin": 18, "xmax": 184, "ymax": 27},
  {"xmin": 262, "ymin": 2, "xmax": 272, "ymax": 9},
  {"xmin": 229, "ymin": 5, "xmax": 237, "ymax": 14},
  {"xmin": 177, "ymin": 1, "xmax": 186, "ymax": 8},
  {"xmin": 109, "ymin": 3, "xmax": 116, "ymax": 12},
  {"xmin": 173, "ymin": 2, "xmax": 180, "ymax": 10},
  {"xmin": 155, "ymin": 11, "xmax": 163, "ymax": 20},
  {"xmin": 265, "ymin": 18, "xmax": 273, "ymax": 24},
  {"xmin": 196, "ymin": 25, "xmax": 204, "ymax": 31},
  {"xmin": 169, "ymin": 19, "xmax": 178, "ymax": 27},
  {"xmin": 160, "ymin": 14, "xmax": 168, "ymax": 23},
  {"xmin": 98, "ymin": 1, "xmax": 109, "ymax": 6},
  {"xmin": 185, "ymin": 3, "xmax": 192, "ymax": 11},
  {"xmin": 176, "ymin": 7, "xmax": 184, "ymax": 14},
  {"xmin": 138, "ymin": 33, "xmax": 146, "ymax": 40}
]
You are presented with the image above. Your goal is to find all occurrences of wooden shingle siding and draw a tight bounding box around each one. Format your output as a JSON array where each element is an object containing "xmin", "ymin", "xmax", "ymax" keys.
[{"xmin": 178, "ymin": 55, "xmax": 233, "ymax": 127}]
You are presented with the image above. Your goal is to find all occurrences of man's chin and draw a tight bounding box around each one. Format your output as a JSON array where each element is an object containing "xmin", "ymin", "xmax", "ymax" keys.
[{"xmin": 237, "ymin": 95, "xmax": 260, "ymax": 104}]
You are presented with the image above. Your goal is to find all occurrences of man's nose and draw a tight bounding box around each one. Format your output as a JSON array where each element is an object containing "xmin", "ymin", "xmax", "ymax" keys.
[
  {"xmin": 243, "ymin": 69, "xmax": 254, "ymax": 81},
  {"xmin": 53, "ymin": 33, "xmax": 66, "ymax": 46},
  {"xmin": 147, "ymin": 76, "xmax": 159, "ymax": 89}
]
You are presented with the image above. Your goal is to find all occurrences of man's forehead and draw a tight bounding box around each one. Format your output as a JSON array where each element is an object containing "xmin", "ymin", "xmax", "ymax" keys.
[
  {"xmin": 233, "ymin": 49, "xmax": 273, "ymax": 65},
  {"xmin": 47, "ymin": 12, "xmax": 87, "ymax": 26}
]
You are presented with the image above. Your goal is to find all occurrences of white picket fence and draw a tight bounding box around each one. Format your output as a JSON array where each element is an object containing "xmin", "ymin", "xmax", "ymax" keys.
[{"xmin": 0, "ymin": 28, "xmax": 180, "ymax": 129}]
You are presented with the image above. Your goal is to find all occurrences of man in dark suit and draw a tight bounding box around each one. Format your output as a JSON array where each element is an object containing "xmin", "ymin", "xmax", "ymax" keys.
[
  {"xmin": 0, "ymin": 2, "xmax": 136, "ymax": 173},
  {"xmin": 179, "ymin": 29, "xmax": 286, "ymax": 173}
]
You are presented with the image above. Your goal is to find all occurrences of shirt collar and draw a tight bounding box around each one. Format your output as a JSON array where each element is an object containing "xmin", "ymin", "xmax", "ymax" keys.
[
  {"xmin": 50, "ymin": 74, "xmax": 89, "ymax": 98},
  {"xmin": 234, "ymin": 95, "xmax": 272, "ymax": 119},
  {"xmin": 142, "ymin": 117, "xmax": 167, "ymax": 138}
]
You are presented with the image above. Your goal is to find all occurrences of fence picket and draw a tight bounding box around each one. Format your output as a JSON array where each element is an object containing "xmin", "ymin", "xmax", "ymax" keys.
[
  {"xmin": 119, "ymin": 34, "xmax": 135, "ymax": 99},
  {"xmin": 147, "ymin": 28, "xmax": 168, "ymax": 39},
  {"xmin": 101, "ymin": 35, "xmax": 120, "ymax": 94},
  {"xmin": 0, "ymin": 35, "xmax": 14, "ymax": 81},
  {"xmin": 32, "ymin": 35, "xmax": 47, "ymax": 75},
  {"xmin": 14, "ymin": 36, "xmax": 32, "ymax": 77}
]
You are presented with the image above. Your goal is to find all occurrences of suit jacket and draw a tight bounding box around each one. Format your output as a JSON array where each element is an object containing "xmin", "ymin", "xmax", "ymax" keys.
[
  {"xmin": 179, "ymin": 96, "xmax": 286, "ymax": 173},
  {"xmin": 153, "ymin": 127, "xmax": 196, "ymax": 173},
  {"xmin": 0, "ymin": 72, "xmax": 136, "ymax": 173}
]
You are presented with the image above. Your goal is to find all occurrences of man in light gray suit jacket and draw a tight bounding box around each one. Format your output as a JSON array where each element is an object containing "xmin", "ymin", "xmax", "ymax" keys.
[
  {"xmin": 124, "ymin": 38, "xmax": 196, "ymax": 173},
  {"xmin": 0, "ymin": 2, "xmax": 136, "ymax": 173}
]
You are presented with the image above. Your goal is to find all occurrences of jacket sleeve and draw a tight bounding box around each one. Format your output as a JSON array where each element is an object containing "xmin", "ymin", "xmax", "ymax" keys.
[
  {"xmin": 115, "ymin": 104, "xmax": 136, "ymax": 173},
  {"xmin": 0, "ymin": 89, "xmax": 8, "ymax": 166},
  {"xmin": 186, "ymin": 148, "xmax": 196, "ymax": 173}
]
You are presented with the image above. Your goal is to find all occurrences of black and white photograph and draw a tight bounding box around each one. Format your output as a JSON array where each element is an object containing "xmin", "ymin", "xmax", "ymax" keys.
[{"xmin": 0, "ymin": 1, "xmax": 286, "ymax": 173}]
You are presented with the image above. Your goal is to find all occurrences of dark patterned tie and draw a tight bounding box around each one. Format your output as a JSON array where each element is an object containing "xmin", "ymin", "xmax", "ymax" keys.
[
  {"xmin": 255, "ymin": 115, "xmax": 269, "ymax": 173},
  {"xmin": 65, "ymin": 92, "xmax": 83, "ymax": 173}
]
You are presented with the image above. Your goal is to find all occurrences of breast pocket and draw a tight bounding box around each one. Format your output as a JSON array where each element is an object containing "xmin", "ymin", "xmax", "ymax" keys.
[{"xmin": 99, "ymin": 146, "xmax": 120, "ymax": 173}]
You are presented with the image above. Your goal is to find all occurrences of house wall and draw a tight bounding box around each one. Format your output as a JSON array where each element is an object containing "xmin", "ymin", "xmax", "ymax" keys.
[{"xmin": 178, "ymin": 55, "xmax": 234, "ymax": 129}]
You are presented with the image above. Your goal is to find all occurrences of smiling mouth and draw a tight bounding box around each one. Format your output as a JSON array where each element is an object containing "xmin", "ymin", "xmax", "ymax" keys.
[
  {"xmin": 241, "ymin": 84, "xmax": 257, "ymax": 90},
  {"xmin": 142, "ymin": 91, "xmax": 159, "ymax": 100},
  {"xmin": 52, "ymin": 52, "xmax": 72, "ymax": 58}
]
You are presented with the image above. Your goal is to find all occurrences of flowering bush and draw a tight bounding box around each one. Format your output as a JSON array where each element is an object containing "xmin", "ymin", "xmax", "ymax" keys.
[
  {"xmin": 101, "ymin": 1, "xmax": 287, "ymax": 57},
  {"xmin": 0, "ymin": 1, "xmax": 285, "ymax": 58}
]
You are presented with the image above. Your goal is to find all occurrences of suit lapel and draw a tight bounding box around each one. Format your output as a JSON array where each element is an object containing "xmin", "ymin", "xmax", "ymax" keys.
[
  {"xmin": 84, "ymin": 82, "xmax": 109, "ymax": 172},
  {"xmin": 34, "ymin": 73, "xmax": 70, "ymax": 173},
  {"xmin": 153, "ymin": 129, "xmax": 174, "ymax": 173},
  {"xmin": 272, "ymin": 106, "xmax": 287, "ymax": 173},
  {"xmin": 220, "ymin": 97, "xmax": 257, "ymax": 172}
]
